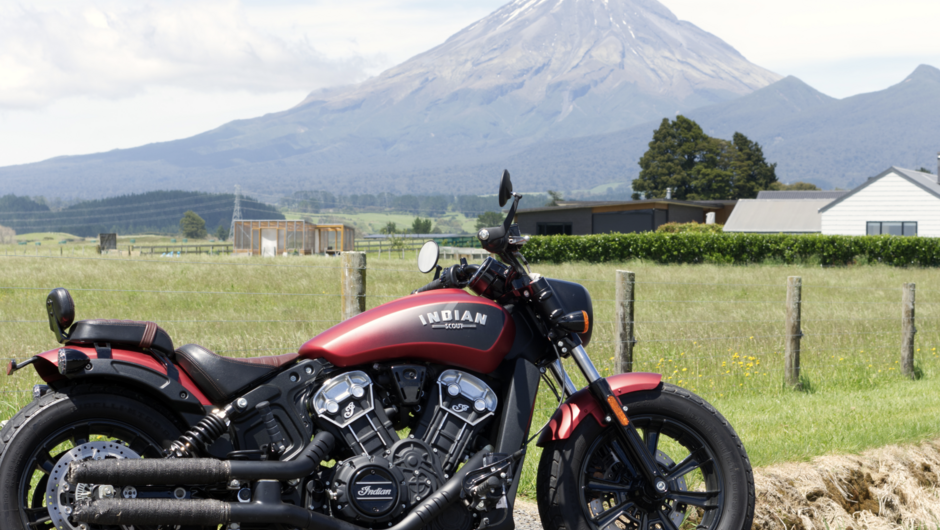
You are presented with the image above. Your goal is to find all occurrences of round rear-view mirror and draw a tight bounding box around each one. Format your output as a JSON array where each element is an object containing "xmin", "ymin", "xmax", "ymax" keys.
[
  {"xmin": 498, "ymin": 169, "xmax": 513, "ymax": 207},
  {"xmin": 417, "ymin": 241, "xmax": 440, "ymax": 274}
]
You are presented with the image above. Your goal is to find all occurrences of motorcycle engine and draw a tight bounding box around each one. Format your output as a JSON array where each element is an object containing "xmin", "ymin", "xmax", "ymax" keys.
[{"xmin": 309, "ymin": 367, "xmax": 498, "ymax": 526}]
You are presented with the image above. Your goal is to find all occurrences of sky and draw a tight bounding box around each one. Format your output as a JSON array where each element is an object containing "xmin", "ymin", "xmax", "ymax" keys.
[{"xmin": 1, "ymin": 0, "xmax": 939, "ymax": 168}]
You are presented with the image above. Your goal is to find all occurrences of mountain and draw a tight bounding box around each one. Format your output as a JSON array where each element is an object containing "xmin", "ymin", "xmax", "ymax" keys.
[
  {"xmin": 0, "ymin": 0, "xmax": 780, "ymax": 199},
  {"xmin": 490, "ymin": 64, "xmax": 940, "ymax": 191}
]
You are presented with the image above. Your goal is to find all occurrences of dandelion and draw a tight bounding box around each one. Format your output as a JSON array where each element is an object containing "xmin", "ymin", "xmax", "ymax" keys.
[
  {"xmin": 749, "ymin": 336, "xmax": 754, "ymax": 340},
  {"xmin": 681, "ymin": 368, "xmax": 687, "ymax": 372},
  {"xmin": 839, "ymin": 357, "xmax": 844, "ymax": 361},
  {"xmin": 609, "ymin": 356, "xmax": 614, "ymax": 361}
]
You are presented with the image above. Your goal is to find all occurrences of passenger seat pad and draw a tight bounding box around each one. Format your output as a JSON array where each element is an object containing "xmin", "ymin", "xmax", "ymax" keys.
[
  {"xmin": 175, "ymin": 344, "xmax": 299, "ymax": 404},
  {"xmin": 68, "ymin": 319, "xmax": 175, "ymax": 358}
]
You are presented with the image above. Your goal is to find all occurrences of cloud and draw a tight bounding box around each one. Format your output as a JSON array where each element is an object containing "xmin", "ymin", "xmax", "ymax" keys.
[{"xmin": 0, "ymin": 0, "xmax": 373, "ymax": 109}]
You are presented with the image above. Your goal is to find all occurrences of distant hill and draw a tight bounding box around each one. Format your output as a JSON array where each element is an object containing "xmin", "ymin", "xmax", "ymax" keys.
[
  {"xmin": 0, "ymin": 191, "xmax": 282, "ymax": 238},
  {"xmin": 0, "ymin": 0, "xmax": 779, "ymax": 199},
  {"xmin": 480, "ymin": 64, "xmax": 940, "ymax": 191}
]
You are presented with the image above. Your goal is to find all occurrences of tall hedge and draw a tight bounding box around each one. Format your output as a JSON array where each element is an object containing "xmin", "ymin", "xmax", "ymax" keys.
[{"xmin": 522, "ymin": 233, "xmax": 940, "ymax": 267}]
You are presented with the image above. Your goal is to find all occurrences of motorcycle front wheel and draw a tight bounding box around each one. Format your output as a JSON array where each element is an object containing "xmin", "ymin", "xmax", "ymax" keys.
[
  {"xmin": 536, "ymin": 383, "xmax": 754, "ymax": 530},
  {"xmin": 0, "ymin": 384, "xmax": 192, "ymax": 530}
]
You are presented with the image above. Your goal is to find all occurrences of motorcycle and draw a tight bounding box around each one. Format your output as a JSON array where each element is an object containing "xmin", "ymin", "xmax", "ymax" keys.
[{"xmin": 0, "ymin": 170, "xmax": 754, "ymax": 530}]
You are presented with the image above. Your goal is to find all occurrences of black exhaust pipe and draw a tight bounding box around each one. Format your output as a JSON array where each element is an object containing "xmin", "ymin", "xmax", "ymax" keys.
[
  {"xmin": 68, "ymin": 432, "xmax": 335, "ymax": 485},
  {"xmin": 73, "ymin": 446, "xmax": 493, "ymax": 530}
]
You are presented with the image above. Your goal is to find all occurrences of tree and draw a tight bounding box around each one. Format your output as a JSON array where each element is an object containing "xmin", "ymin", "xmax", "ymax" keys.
[
  {"xmin": 770, "ymin": 181, "xmax": 820, "ymax": 191},
  {"xmin": 382, "ymin": 222, "xmax": 398, "ymax": 235},
  {"xmin": 411, "ymin": 217, "xmax": 433, "ymax": 234},
  {"xmin": 632, "ymin": 116, "xmax": 714, "ymax": 200},
  {"xmin": 632, "ymin": 117, "xmax": 779, "ymax": 200},
  {"xmin": 729, "ymin": 132, "xmax": 778, "ymax": 198},
  {"xmin": 916, "ymin": 167, "xmax": 933, "ymax": 174},
  {"xmin": 215, "ymin": 225, "xmax": 229, "ymax": 241},
  {"xmin": 545, "ymin": 190, "xmax": 564, "ymax": 206},
  {"xmin": 180, "ymin": 211, "xmax": 207, "ymax": 239},
  {"xmin": 476, "ymin": 211, "xmax": 504, "ymax": 230}
]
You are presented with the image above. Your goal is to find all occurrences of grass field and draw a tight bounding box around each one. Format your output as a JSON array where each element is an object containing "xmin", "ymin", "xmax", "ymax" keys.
[
  {"xmin": 282, "ymin": 210, "xmax": 479, "ymax": 235},
  {"xmin": 1, "ymin": 252, "xmax": 938, "ymax": 498}
]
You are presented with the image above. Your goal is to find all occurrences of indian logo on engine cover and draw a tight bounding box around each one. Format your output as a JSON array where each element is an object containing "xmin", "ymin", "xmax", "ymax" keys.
[{"xmin": 418, "ymin": 309, "xmax": 487, "ymax": 330}]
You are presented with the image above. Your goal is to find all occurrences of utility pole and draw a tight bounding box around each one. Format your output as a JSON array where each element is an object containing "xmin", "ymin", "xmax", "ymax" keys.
[{"xmin": 229, "ymin": 185, "xmax": 242, "ymax": 244}]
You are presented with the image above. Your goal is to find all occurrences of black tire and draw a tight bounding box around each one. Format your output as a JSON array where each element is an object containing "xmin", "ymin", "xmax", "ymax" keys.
[
  {"xmin": 536, "ymin": 383, "xmax": 754, "ymax": 530},
  {"xmin": 0, "ymin": 385, "xmax": 185, "ymax": 530}
]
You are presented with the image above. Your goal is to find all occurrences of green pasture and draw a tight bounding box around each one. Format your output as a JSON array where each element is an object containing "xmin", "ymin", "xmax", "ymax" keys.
[
  {"xmin": 282, "ymin": 210, "xmax": 479, "ymax": 235},
  {"xmin": 1, "ymin": 253, "xmax": 939, "ymax": 498}
]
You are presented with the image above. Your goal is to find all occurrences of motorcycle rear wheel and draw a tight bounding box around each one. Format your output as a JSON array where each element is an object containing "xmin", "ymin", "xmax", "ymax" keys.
[
  {"xmin": 0, "ymin": 385, "xmax": 204, "ymax": 530},
  {"xmin": 536, "ymin": 383, "xmax": 754, "ymax": 530}
]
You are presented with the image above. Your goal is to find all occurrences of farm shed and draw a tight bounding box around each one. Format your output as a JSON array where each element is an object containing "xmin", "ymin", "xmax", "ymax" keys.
[
  {"xmin": 820, "ymin": 166, "xmax": 940, "ymax": 237},
  {"xmin": 0, "ymin": 225, "xmax": 14, "ymax": 244},
  {"xmin": 514, "ymin": 199, "xmax": 736, "ymax": 235},
  {"xmin": 316, "ymin": 224, "xmax": 356, "ymax": 254},
  {"xmin": 233, "ymin": 221, "xmax": 355, "ymax": 256}
]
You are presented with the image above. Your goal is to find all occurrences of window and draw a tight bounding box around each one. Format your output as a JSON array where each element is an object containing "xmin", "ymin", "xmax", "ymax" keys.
[
  {"xmin": 536, "ymin": 222, "xmax": 573, "ymax": 235},
  {"xmin": 866, "ymin": 222, "xmax": 917, "ymax": 236}
]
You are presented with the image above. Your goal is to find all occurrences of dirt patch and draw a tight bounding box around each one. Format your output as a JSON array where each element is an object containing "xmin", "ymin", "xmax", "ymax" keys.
[{"xmin": 753, "ymin": 439, "xmax": 940, "ymax": 530}]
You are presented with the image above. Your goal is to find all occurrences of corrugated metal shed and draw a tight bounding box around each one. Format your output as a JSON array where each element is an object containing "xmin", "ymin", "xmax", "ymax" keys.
[
  {"xmin": 756, "ymin": 190, "xmax": 847, "ymax": 200},
  {"xmin": 723, "ymin": 199, "xmax": 834, "ymax": 233}
]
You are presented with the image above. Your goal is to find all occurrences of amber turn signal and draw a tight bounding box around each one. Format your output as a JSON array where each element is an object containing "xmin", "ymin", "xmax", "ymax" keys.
[
  {"xmin": 555, "ymin": 311, "xmax": 589, "ymax": 334},
  {"xmin": 607, "ymin": 395, "xmax": 629, "ymax": 426}
]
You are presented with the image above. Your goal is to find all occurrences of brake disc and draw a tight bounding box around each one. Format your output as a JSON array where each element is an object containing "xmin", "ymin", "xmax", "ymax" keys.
[{"xmin": 45, "ymin": 441, "xmax": 142, "ymax": 530}]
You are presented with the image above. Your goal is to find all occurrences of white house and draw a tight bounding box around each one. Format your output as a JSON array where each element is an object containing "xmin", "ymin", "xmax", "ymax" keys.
[{"xmin": 820, "ymin": 167, "xmax": 940, "ymax": 237}]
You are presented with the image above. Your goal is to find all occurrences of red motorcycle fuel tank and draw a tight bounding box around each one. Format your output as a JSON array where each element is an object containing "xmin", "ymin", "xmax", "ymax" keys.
[{"xmin": 299, "ymin": 289, "xmax": 515, "ymax": 374}]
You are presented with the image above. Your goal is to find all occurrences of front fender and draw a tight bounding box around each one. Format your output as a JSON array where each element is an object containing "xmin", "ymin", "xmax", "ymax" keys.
[{"xmin": 536, "ymin": 372, "xmax": 662, "ymax": 446}]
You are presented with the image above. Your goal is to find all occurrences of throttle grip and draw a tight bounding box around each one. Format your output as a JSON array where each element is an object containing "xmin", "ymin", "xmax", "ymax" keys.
[{"xmin": 412, "ymin": 278, "xmax": 445, "ymax": 295}]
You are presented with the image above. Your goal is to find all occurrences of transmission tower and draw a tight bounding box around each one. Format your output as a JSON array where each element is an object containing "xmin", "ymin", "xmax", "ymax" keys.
[{"xmin": 229, "ymin": 185, "xmax": 242, "ymax": 243}]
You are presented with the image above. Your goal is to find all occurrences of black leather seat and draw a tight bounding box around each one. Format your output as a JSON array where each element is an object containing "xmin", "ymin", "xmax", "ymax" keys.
[
  {"xmin": 67, "ymin": 319, "xmax": 175, "ymax": 358},
  {"xmin": 175, "ymin": 344, "xmax": 300, "ymax": 404}
]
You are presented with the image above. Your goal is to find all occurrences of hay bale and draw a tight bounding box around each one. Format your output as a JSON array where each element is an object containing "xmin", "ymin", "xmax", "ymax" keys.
[{"xmin": 754, "ymin": 439, "xmax": 940, "ymax": 530}]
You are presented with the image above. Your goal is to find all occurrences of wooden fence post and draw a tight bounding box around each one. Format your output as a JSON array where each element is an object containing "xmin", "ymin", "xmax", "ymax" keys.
[
  {"xmin": 341, "ymin": 251, "xmax": 367, "ymax": 320},
  {"xmin": 615, "ymin": 271, "xmax": 636, "ymax": 373},
  {"xmin": 785, "ymin": 276, "xmax": 802, "ymax": 389},
  {"xmin": 902, "ymin": 282, "xmax": 916, "ymax": 379}
]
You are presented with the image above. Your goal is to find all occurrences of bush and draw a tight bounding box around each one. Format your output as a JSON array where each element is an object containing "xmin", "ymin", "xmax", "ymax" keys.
[
  {"xmin": 656, "ymin": 222, "xmax": 724, "ymax": 234},
  {"xmin": 521, "ymin": 233, "xmax": 940, "ymax": 267}
]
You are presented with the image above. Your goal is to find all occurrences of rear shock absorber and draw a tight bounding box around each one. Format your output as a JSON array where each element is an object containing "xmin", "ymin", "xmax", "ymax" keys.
[{"xmin": 167, "ymin": 406, "xmax": 232, "ymax": 458}]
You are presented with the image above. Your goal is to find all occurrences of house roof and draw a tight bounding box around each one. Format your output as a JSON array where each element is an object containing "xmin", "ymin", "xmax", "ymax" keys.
[
  {"xmin": 722, "ymin": 199, "xmax": 833, "ymax": 233},
  {"xmin": 517, "ymin": 199, "xmax": 732, "ymax": 215},
  {"xmin": 819, "ymin": 167, "xmax": 940, "ymax": 213},
  {"xmin": 756, "ymin": 190, "xmax": 847, "ymax": 200}
]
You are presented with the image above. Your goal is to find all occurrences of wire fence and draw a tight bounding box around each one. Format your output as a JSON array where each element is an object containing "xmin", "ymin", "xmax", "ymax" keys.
[{"xmin": 1, "ymin": 251, "xmax": 938, "ymax": 408}]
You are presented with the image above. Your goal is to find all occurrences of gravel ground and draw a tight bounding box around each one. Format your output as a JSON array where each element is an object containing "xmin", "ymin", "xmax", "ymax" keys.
[{"xmin": 513, "ymin": 499, "xmax": 544, "ymax": 530}]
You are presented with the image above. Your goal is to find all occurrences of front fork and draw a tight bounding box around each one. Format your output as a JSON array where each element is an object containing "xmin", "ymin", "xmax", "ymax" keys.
[{"xmin": 550, "ymin": 338, "xmax": 670, "ymax": 499}]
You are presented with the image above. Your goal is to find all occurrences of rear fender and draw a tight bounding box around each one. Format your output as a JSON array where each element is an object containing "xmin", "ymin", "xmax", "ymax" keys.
[
  {"xmin": 536, "ymin": 372, "xmax": 662, "ymax": 446},
  {"xmin": 32, "ymin": 346, "xmax": 213, "ymax": 421}
]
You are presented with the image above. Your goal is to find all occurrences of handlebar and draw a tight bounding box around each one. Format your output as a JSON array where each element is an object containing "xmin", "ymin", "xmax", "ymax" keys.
[
  {"xmin": 411, "ymin": 263, "xmax": 481, "ymax": 295},
  {"xmin": 412, "ymin": 278, "xmax": 445, "ymax": 295}
]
